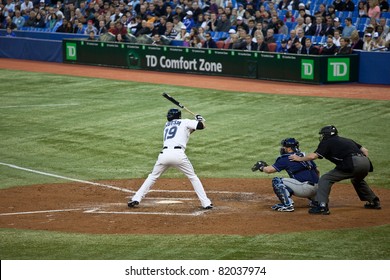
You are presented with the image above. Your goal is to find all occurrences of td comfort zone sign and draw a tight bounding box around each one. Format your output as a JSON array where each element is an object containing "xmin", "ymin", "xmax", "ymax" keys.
[{"xmin": 327, "ymin": 57, "xmax": 350, "ymax": 82}]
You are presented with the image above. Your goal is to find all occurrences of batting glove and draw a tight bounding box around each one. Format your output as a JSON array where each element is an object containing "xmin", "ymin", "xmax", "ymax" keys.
[{"xmin": 195, "ymin": 114, "xmax": 205, "ymax": 122}]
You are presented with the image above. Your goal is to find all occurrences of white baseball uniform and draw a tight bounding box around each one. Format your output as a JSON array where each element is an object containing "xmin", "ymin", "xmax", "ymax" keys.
[{"xmin": 131, "ymin": 118, "xmax": 212, "ymax": 208}]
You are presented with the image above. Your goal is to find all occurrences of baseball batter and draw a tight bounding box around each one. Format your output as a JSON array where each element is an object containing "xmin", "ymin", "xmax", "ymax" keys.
[
  {"xmin": 128, "ymin": 108, "xmax": 213, "ymax": 209},
  {"xmin": 252, "ymin": 138, "xmax": 319, "ymax": 212}
]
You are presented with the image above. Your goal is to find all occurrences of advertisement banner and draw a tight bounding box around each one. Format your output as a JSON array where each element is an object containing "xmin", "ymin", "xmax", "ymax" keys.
[{"xmin": 63, "ymin": 40, "xmax": 358, "ymax": 84}]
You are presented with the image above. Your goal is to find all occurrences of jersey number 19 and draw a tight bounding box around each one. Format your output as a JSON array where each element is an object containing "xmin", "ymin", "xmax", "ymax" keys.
[{"xmin": 164, "ymin": 126, "xmax": 178, "ymax": 140}]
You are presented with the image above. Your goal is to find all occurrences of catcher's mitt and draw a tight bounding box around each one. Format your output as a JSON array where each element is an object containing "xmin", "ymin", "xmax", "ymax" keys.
[{"xmin": 251, "ymin": 161, "xmax": 268, "ymax": 172}]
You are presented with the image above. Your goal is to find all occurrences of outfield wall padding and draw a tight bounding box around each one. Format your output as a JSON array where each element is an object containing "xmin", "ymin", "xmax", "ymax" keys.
[
  {"xmin": 62, "ymin": 39, "xmax": 359, "ymax": 84},
  {"xmin": 1, "ymin": 34, "xmax": 387, "ymax": 85},
  {"xmin": 0, "ymin": 37, "xmax": 62, "ymax": 62},
  {"xmin": 358, "ymin": 51, "xmax": 390, "ymax": 85}
]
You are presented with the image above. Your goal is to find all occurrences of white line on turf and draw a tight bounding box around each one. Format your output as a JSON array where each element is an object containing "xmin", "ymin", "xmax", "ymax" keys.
[
  {"xmin": 0, "ymin": 162, "xmax": 133, "ymax": 193},
  {"xmin": 0, "ymin": 162, "xmax": 254, "ymax": 196},
  {"xmin": 84, "ymin": 209, "xmax": 205, "ymax": 216},
  {"xmin": 0, "ymin": 209, "xmax": 82, "ymax": 216},
  {"xmin": 0, "ymin": 207, "xmax": 206, "ymax": 217},
  {"xmin": 0, "ymin": 104, "xmax": 79, "ymax": 109},
  {"xmin": 149, "ymin": 189, "xmax": 254, "ymax": 195}
]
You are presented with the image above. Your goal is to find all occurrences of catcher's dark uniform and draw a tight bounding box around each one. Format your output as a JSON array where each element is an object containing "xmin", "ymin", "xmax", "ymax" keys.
[
  {"xmin": 272, "ymin": 152, "xmax": 319, "ymax": 185},
  {"xmin": 314, "ymin": 135, "xmax": 379, "ymax": 205}
]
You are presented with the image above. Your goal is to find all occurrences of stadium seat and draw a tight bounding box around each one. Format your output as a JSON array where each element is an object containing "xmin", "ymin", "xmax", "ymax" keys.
[
  {"xmin": 216, "ymin": 32, "xmax": 229, "ymax": 40},
  {"xmin": 352, "ymin": 17, "xmax": 360, "ymax": 26},
  {"xmin": 267, "ymin": 43, "xmax": 277, "ymax": 52},
  {"xmin": 357, "ymin": 23, "xmax": 367, "ymax": 32},
  {"xmin": 170, "ymin": 40, "xmax": 184, "ymax": 46},
  {"xmin": 381, "ymin": 12, "xmax": 390, "ymax": 19},
  {"xmin": 285, "ymin": 22, "xmax": 297, "ymax": 32},
  {"xmin": 278, "ymin": 9, "xmax": 288, "ymax": 18},
  {"xmin": 274, "ymin": 34, "xmax": 285, "ymax": 42}
]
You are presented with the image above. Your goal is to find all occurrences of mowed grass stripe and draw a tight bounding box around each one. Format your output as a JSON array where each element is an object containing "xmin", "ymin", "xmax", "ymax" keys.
[{"xmin": 0, "ymin": 69, "xmax": 389, "ymax": 260}]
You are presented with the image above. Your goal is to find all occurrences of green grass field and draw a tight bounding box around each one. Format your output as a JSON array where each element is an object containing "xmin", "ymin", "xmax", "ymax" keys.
[{"xmin": 0, "ymin": 69, "xmax": 389, "ymax": 260}]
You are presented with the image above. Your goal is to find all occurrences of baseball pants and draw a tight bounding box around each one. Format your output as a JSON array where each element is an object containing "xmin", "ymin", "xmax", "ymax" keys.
[
  {"xmin": 132, "ymin": 149, "xmax": 212, "ymax": 207},
  {"xmin": 315, "ymin": 155, "xmax": 378, "ymax": 204},
  {"xmin": 282, "ymin": 178, "xmax": 318, "ymax": 199}
]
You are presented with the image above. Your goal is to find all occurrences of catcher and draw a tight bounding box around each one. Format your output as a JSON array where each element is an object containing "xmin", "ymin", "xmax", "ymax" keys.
[{"xmin": 251, "ymin": 138, "xmax": 320, "ymax": 212}]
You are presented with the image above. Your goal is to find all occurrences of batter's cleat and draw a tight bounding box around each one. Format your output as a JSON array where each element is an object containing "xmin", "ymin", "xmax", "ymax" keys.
[
  {"xmin": 128, "ymin": 201, "xmax": 139, "ymax": 208},
  {"xmin": 203, "ymin": 204, "xmax": 213, "ymax": 210},
  {"xmin": 271, "ymin": 202, "xmax": 294, "ymax": 210},
  {"xmin": 271, "ymin": 203, "xmax": 284, "ymax": 210},
  {"xmin": 308, "ymin": 205, "xmax": 330, "ymax": 215},
  {"xmin": 277, "ymin": 205, "xmax": 294, "ymax": 212},
  {"xmin": 364, "ymin": 198, "xmax": 381, "ymax": 210}
]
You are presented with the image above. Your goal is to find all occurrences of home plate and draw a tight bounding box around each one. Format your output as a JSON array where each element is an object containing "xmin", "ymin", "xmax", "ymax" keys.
[{"xmin": 156, "ymin": 200, "xmax": 183, "ymax": 204}]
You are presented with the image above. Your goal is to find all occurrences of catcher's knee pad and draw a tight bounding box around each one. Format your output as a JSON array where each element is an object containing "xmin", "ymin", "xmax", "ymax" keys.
[{"xmin": 272, "ymin": 177, "xmax": 293, "ymax": 206}]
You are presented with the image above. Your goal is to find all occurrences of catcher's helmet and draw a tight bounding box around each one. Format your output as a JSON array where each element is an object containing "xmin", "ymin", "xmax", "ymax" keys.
[
  {"xmin": 167, "ymin": 108, "xmax": 181, "ymax": 121},
  {"xmin": 280, "ymin": 138, "xmax": 300, "ymax": 154},
  {"xmin": 319, "ymin": 125, "xmax": 338, "ymax": 141}
]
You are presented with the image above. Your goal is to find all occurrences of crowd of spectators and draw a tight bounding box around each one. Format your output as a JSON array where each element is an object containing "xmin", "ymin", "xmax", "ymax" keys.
[{"xmin": 1, "ymin": 0, "xmax": 389, "ymax": 52}]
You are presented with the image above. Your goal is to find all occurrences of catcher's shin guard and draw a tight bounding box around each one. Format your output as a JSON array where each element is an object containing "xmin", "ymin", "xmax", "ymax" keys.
[{"xmin": 272, "ymin": 177, "xmax": 294, "ymax": 206}]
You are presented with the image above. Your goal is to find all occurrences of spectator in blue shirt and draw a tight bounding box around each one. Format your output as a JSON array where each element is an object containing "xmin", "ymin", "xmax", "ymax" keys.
[
  {"xmin": 341, "ymin": 17, "xmax": 356, "ymax": 38},
  {"xmin": 5, "ymin": 26, "xmax": 16, "ymax": 37},
  {"xmin": 277, "ymin": 39, "xmax": 289, "ymax": 53},
  {"xmin": 12, "ymin": 10, "xmax": 25, "ymax": 29}
]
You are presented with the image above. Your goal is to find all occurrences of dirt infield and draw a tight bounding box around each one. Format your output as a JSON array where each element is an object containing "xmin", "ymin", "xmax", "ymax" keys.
[
  {"xmin": 0, "ymin": 58, "xmax": 389, "ymax": 100},
  {"xmin": 0, "ymin": 58, "xmax": 389, "ymax": 235},
  {"xmin": 0, "ymin": 179, "xmax": 389, "ymax": 235}
]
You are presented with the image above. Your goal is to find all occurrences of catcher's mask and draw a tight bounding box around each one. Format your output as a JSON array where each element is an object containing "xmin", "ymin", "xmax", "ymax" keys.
[
  {"xmin": 167, "ymin": 108, "xmax": 181, "ymax": 121},
  {"xmin": 280, "ymin": 138, "xmax": 300, "ymax": 155},
  {"xmin": 319, "ymin": 125, "xmax": 338, "ymax": 142}
]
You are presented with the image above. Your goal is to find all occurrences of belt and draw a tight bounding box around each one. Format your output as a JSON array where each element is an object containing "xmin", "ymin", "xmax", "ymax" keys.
[{"xmin": 163, "ymin": 146, "xmax": 182, "ymax": 149}]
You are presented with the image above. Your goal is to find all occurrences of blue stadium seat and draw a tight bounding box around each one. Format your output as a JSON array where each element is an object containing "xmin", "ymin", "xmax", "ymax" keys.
[
  {"xmin": 336, "ymin": 11, "xmax": 344, "ymax": 19},
  {"xmin": 285, "ymin": 22, "xmax": 297, "ymax": 32},
  {"xmin": 274, "ymin": 34, "xmax": 285, "ymax": 42},
  {"xmin": 313, "ymin": 35, "xmax": 326, "ymax": 45},
  {"xmin": 310, "ymin": 5, "xmax": 318, "ymax": 16},
  {"xmin": 357, "ymin": 23, "xmax": 366, "ymax": 32},
  {"xmin": 381, "ymin": 12, "xmax": 390, "ymax": 19},
  {"xmin": 278, "ymin": 9, "xmax": 288, "ymax": 18},
  {"xmin": 170, "ymin": 40, "xmax": 184, "ymax": 46},
  {"xmin": 218, "ymin": 32, "xmax": 229, "ymax": 40},
  {"xmin": 352, "ymin": 17, "xmax": 360, "ymax": 26}
]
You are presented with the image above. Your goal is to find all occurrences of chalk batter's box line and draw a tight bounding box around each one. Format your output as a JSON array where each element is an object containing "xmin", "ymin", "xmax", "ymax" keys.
[
  {"xmin": 1, "ymin": 162, "xmax": 254, "ymax": 196},
  {"xmin": 0, "ymin": 207, "xmax": 206, "ymax": 217}
]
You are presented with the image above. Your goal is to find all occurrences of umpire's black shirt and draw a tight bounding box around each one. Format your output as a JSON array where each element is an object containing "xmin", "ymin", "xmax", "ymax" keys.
[{"xmin": 315, "ymin": 136, "xmax": 363, "ymax": 172}]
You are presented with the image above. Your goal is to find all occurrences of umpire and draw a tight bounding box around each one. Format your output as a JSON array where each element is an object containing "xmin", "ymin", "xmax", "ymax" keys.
[{"xmin": 289, "ymin": 125, "xmax": 381, "ymax": 215}]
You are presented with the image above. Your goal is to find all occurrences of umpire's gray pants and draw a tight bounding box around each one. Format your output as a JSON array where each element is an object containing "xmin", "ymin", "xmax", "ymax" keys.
[{"xmin": 315, "ymin": 156, "xmax": 378, "ymax": 204}]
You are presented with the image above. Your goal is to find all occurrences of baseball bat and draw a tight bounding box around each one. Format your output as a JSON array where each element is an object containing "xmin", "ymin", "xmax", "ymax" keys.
[{"xmin": 162, "ymin": 93, "xmax": 197, "ymax": 117}]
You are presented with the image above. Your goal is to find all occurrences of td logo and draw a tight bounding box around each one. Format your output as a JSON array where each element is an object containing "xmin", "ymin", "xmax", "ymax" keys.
[
  {"xmin": 328, "ymin": 58, "xmax": 349, "ymax": 81},
  {"xmin": 301, "ymin": 59, "xmax": 314, "ymax": 80},
  {"xmin": 66, "ymin": 43, "xmax": 77, "ymax": 61}
]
